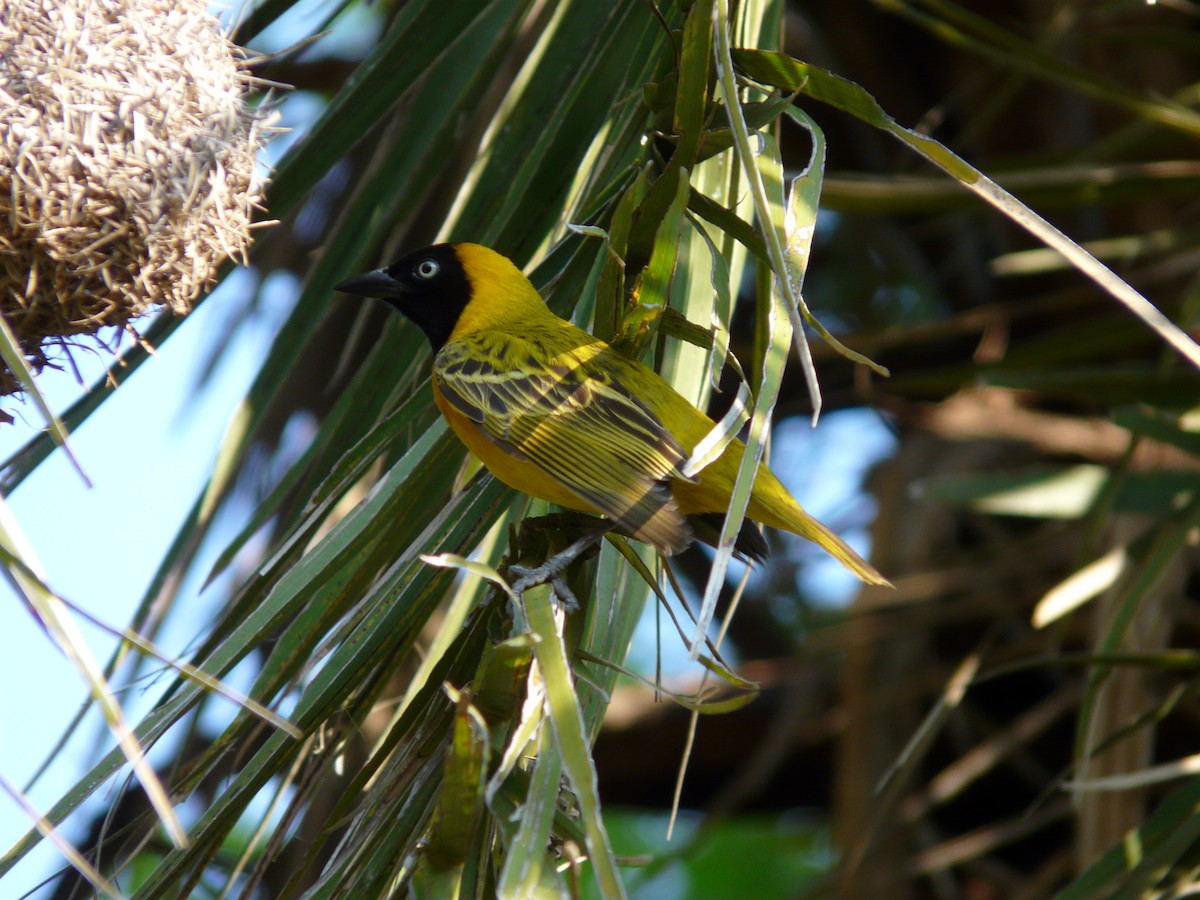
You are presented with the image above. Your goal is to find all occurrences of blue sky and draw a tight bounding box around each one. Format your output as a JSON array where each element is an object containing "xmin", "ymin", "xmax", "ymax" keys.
[
  {"xmin": 0, "ymin": 273, "xmax": 293, "ymax": 896},
  {"xmin": 0, "ymin": 6, "xmax": 383, "ymax": 890},
  {"xmin": 0, "ymin": 6, "xmax": 344, "ymax": 887}
]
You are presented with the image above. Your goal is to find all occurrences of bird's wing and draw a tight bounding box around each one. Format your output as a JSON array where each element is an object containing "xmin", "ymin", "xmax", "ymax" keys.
[{"xmin": 435, "ymin": 334, "xmax": 693, "ymax": 553}]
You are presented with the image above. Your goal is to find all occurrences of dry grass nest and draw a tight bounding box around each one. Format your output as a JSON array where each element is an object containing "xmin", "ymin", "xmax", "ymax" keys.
[{"xmin": 0, "ymin": 0, "xmax": 280, "ymax": 396}]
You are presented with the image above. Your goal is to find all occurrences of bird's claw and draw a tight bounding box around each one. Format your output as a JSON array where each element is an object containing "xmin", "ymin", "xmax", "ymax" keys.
[
  {"xmin": 508, "ymin": 564, "xmax": 580, "ymax": 612},
  {"xmin": 505, "ymin": 524, "xmax": 609, "ymax": 613}
]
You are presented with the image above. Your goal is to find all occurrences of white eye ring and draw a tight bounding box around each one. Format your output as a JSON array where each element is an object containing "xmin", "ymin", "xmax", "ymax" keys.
[{"xmin": 415, "ymin": 259, "xmax": 440, "ymax": 279}]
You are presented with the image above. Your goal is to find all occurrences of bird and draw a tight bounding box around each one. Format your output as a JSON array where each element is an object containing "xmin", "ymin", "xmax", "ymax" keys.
[{"xmin": 336, "ymin": 242, "xmax": 888, "ymax": 585}]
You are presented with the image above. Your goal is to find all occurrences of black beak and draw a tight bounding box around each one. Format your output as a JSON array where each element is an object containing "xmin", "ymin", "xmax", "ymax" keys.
[{"xmin": 335, "ymin": 268, "xmax": 402, "ymax": 298}]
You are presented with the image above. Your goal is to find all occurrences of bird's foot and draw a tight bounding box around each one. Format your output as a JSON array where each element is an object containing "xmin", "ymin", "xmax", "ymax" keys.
[
  {"xmin": 506, "ymin": 522, "xmax": 611, "ymax": 612},
  {"xmin": 509, "ymin": 568, "xmax": 579, "ymax": 612}
]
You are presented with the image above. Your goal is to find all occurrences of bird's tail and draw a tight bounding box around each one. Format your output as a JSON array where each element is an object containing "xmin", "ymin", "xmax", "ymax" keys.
[{"xmin": 752, "ymin": 493, "xmax": 891, "ymax": 587}]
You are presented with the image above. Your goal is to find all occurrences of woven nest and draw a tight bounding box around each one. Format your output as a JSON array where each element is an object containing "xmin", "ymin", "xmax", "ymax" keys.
[{"xmin": 0, "ymin": 0, "xmax": 277, "ymax": 395}]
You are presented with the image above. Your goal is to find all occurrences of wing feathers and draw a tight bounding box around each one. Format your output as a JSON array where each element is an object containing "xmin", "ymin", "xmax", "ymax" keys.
[{"xmin": 435, "ymin": 335, "xmax": 692, "ymax": 553}]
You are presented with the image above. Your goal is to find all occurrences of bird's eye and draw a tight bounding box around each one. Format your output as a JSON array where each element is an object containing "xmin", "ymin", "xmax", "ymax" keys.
[{"xmin": 414, "ymin": 259, "xmax": 440, "ymax": 279}]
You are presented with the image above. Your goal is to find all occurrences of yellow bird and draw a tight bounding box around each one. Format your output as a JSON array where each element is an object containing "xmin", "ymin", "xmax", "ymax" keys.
[{"xmin": 337, "ymin": 242, "xmax": 887, "ymax": 584}]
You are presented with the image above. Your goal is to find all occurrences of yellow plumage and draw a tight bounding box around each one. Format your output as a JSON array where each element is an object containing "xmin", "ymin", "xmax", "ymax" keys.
[{"xmin": 337, "ymin": 242, "xmax": 888, "ymax": 585}]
